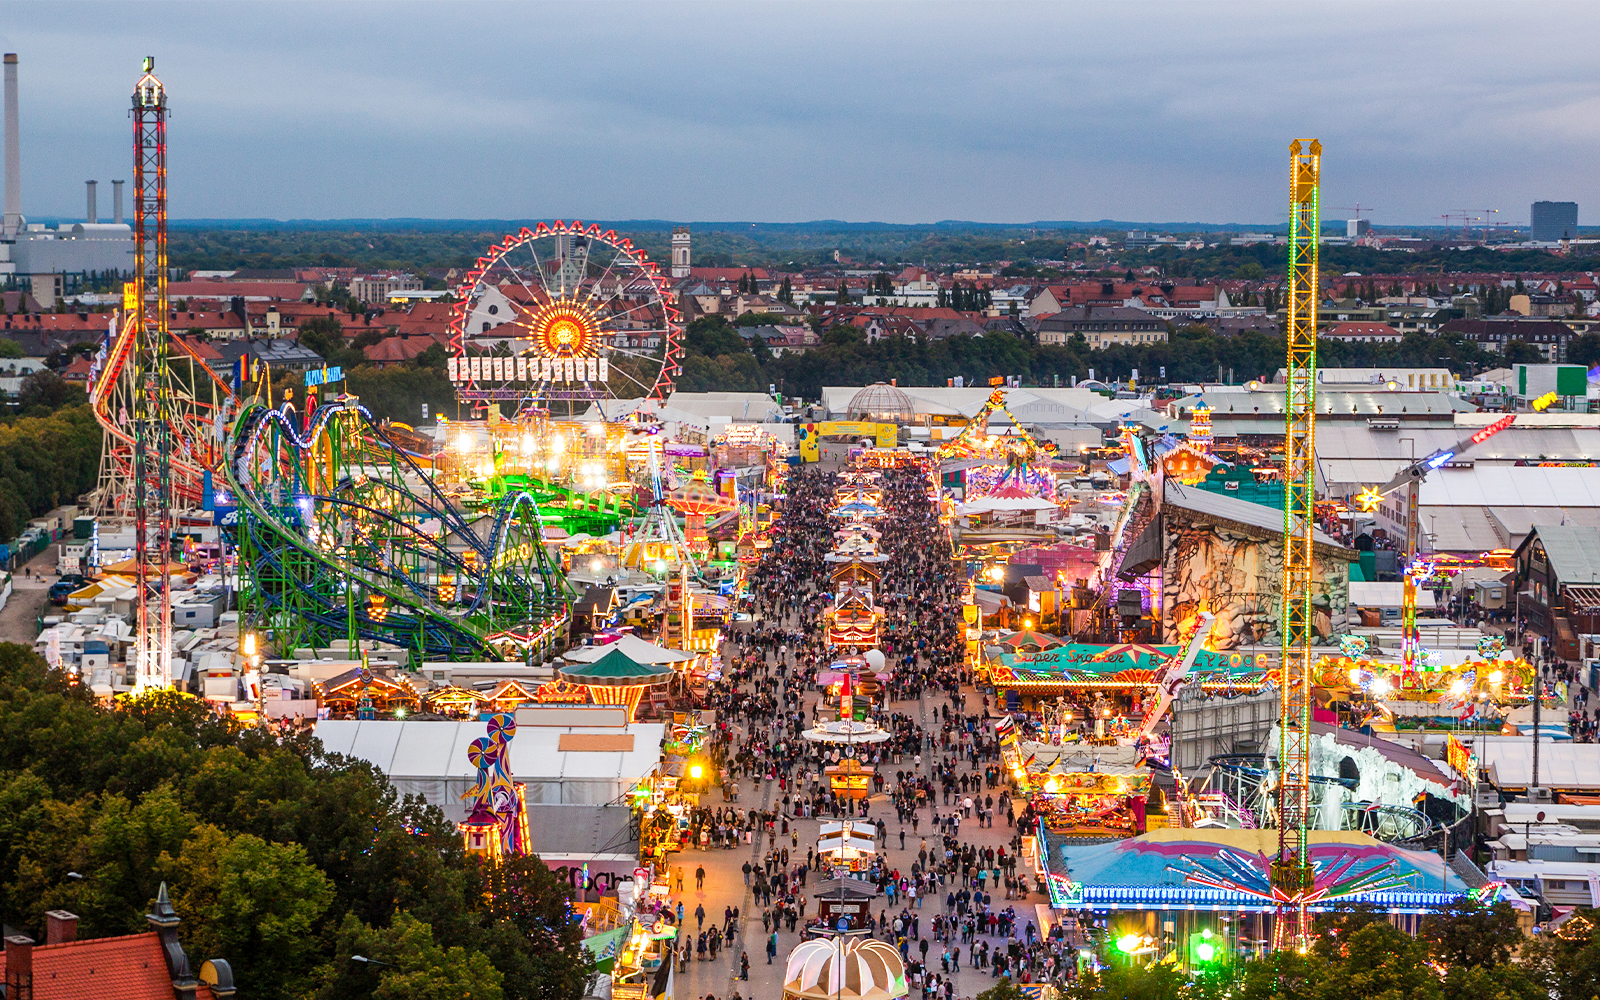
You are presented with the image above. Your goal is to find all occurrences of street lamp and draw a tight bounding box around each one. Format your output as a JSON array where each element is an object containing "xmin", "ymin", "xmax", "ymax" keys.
[{"xmin": 351, "ymin": 955, "xmax": 395, "ymax": 968}]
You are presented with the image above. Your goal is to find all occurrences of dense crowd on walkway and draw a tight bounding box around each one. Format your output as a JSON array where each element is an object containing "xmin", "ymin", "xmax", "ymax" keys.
[{"xmin": 661, "ymin": 464, "xmax": 1098, "ymax": 999}]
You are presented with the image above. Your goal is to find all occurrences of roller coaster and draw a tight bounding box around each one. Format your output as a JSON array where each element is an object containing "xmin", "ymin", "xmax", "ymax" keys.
[{"xmin": 223, "ymin": 396, "xmax": 574, "ymax": 663}]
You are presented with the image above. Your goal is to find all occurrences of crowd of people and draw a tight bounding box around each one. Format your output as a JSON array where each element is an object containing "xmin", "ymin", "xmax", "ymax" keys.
[{"xmin": 665, "ymin": 462, "xmax": 1098, "ymax": 1000}]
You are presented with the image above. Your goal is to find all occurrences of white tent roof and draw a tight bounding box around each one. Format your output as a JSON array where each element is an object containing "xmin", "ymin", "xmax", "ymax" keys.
[
  {"xmin": 1479, "ymin": 738, "xmax": 1600, "ymax": 791},
  {"xmin": 1348, "ymin": 582, "xmax": 1437, "ymax": 610},
  {"xmin": 958, "ymin": 494, "xmax": 1059, "ymax": 514},
  {"xmin": 313, "ymin": 719, "xmax": 665, "ymax": 783},
  {"xmin": 1419, "ymin": 466, "xmax": 1600, "ymax": 509},
  {"xmin": 818, "ymin": 834, "xmax": 877, "ymax": 856},
  {"xmin": 563, "ymin": 633, "xmax": 696, "ymax": 665}
]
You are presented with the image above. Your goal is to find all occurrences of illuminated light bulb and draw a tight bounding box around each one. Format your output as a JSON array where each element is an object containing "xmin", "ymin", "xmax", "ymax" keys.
[
  {"xmin": 1489, "ymin": 670, "xmax": 1503, "ymax": 683},
  {"xmin": 1450, "ymin": 679, "xmax": 1467, "ymax": 696},
  {"xmin": 1371, "ymin": 678, "xmax": 1390, "ymax": 696}
]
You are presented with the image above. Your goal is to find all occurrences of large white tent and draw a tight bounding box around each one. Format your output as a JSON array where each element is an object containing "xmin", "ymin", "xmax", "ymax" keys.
[{"xmin": 314, "ymin": 719, "xmax": 665, "ymax": 835}]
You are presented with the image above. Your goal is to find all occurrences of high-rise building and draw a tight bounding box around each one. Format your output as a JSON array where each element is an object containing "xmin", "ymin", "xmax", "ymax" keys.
[
  {"xmin": 1531, "ymin": 201, "xmax": 1578, "ymax": 242},
  {"xmin": 670, "ymin": 227, "xmax": 690, "ymax": 278},
  {"xmin": 1347, "ymin": 219, "xmax": 1370, "ymax": 238}
]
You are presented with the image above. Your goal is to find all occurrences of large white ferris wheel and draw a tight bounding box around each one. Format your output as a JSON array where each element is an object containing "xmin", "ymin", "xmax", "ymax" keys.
[{"xmin": 448, "ymin": 221, "xmax": 684, "ymax": 408}]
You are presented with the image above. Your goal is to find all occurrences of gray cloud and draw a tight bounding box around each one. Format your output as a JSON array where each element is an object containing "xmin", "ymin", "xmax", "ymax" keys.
[{"xmin": 2, "ymin": 1, "xmax": 1596, "ymax": 225}]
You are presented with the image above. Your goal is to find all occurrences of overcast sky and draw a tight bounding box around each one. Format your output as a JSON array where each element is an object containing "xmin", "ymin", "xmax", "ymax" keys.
[{"xmin": 3, "ymin": 1, "xmax": 1596, "ymax": 226}]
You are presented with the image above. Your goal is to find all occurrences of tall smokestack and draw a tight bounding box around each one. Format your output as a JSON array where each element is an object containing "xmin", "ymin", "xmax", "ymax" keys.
[
  {"xmin": 85, "ymin": 180, "xmax": 96, "ymax": 224},
  {"xmin": 3, "ymin": 54, "xmax": 19, "ymax": 239},
  {"xmin": 112, "ymin": 179, "xmax": 124, "ymax": 225}
]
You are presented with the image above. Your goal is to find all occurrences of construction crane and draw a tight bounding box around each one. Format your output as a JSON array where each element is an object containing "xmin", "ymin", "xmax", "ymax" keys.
[
  {"xmin": 1480, "ymin": 209, "xmax": 1500, "ymax": 242},
  {"xmin": 1275, "ymin": 139, "xmax": 1320, "ymax": 953},
  {"xmin": 1439, "ymin": 212, "xmax": 1480, "ymax": 240},
  {"xmin": 131, "ymin": 56, "xmax": 173, "ymax": 692},
  {"xmin": 1354, "ymin": 414, "xmax": 1517, "ymax": 679},
  {"xmin": 1334, "ymin": 203, "xmax": 1375, "ymax": 219}
]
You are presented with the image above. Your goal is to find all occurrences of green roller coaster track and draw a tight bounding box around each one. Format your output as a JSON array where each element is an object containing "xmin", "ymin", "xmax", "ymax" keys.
[{"xmin": 223, "ymin": 397, "xmax": 578, "ymax": 664}]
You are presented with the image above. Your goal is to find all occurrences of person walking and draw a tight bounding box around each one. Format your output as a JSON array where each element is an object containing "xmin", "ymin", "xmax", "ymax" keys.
[
  {"xmin": 740, "ymin": 951, "xmax": 750, "ymax": 980},
  {"xmin": 696, "ymin": 864, "xmax": 706, "ymax": 889},
  {"xmin": 695, "ymin": 903, "xmax": 706, "ymax": 929},
  {"xmin": 767, "ymin": 931, "xmax": 779, "ymax": 964}
]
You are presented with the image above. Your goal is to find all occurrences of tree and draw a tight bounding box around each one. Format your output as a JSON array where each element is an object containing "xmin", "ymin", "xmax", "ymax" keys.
[
  {"xmin": 315, "ymin": 911, "xmax": 504, "ymax": 1000},
  {"xmin": 822, "ymin": 324, "xmax": 863, "ymax": 348},
  {"xmin": 165, "ymin": 825, "xmax": 335, "ymax": 1000},
  {"xmin": 1502, "ymin": 340, "xmax": 1544, "ymax": 365},
  {"xmin": 1062, "ymin": 962, "xmax": 1189, "ymax": 1000},
  {"xmin": 1567, "ymin": 332, "xmax": 1600, "ymax": 368},
  {"xmin": 17, "ymin": 370, "xmax": 79, "ymax": 412},
  {"xmin": 476, "ymin": 855, "xmax": 591, "ymax": 1000},
  {"xmin": 1419, "ymin": 901, "xmax": 1523, "ymax": 969},
  {"xmin": 0, "ymin": 339, "xmax": 23, "ymax": 358},
  {"xmin": 977, "ymin": 977, "xmax": 1027, "ymax": 1000},
  {"xmin": 1323, "ymin": 921, "xmax": 1441, "ymax": 1000}
]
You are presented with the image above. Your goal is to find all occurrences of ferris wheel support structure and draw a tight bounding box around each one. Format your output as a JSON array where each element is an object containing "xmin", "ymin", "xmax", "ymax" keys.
[{"xmin": 447, "ymin": 222, "xmax": 683, "ymax": 410}]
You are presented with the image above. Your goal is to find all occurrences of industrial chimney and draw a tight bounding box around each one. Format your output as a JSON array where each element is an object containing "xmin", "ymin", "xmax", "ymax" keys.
[
  {"xmin": 112, "ymin": 179, "xmax": 124, "ymax": 225},
  {"xmin": 3, "ymin": 54, "xmax": 19, "ymax": 239},
  {"xmin": 85, "ymin": 180, "xmax": 97, "ymax": 224}
]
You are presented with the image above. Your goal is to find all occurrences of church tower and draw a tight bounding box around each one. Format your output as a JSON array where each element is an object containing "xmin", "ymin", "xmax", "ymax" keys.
[{"xmin": 670, "ymin": 226, "xmax": 691, "ymax": 278}]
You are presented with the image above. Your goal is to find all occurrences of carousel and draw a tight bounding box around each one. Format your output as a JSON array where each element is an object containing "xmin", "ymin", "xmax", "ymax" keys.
[
  {"xmin": 1313, "ymin": 633, "xmax": 1532, "ymax": 731},
  {"xmin": 558, "ymin": 647, "xmax": 677, "ymax": 721}
]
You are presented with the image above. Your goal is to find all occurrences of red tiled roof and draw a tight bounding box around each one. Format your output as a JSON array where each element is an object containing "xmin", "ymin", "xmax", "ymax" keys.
[
  {"xmin": 688, "ymin": 267, "xmax": 770, "ymax": 282},
  {"xmin": 0, "ymin": 932, "xmax": 215, "ymax": 1000},
  {"xmin": 0, "ymin": 313, "xmax": 110, "ymax": 333},
  {"xmin": 60, "ymin": 356, "xmax": 94, "ymax": 380},
  {"xmin": 166, "ymin": 311, "xmax": 247, "ymax": 332},
  {"xmin": 364, "ymin": 334, "xmax": 441, "ymax": 364},
  {"xmin": 174, "ymin": 336, "xmax": 225, "ymax": 361},
  {"xmin": 168, "ymin": 281, "xmax": 310, "ymax": 301},
  {"xmin": 1327, "ymin": 322, "xmax": 1401, "ymax": 338}
]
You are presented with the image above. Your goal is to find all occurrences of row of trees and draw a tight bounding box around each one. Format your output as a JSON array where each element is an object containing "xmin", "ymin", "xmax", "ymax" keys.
[
  {"xmin": 1000, "ymin": 901, "xmax": 1597, "ymax": 1000},
  {"xmin": 0, "ymin": 402, "xmax": 101, "ymax": 538},
  {"xmin": 671, "ymin": 314, "xmax": 1518, "ymax": 399},
  {"xmin": 0, "ymin": 644, "xmax": 591, "ymax": 1000}
]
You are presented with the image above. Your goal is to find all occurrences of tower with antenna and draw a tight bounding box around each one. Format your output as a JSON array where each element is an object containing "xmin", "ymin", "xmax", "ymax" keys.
[{"xmin": 131, "ymin": 56, "xmax": 173, "ymax": 692}]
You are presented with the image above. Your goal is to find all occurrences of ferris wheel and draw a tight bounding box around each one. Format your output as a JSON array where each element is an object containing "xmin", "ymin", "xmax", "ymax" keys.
[{"xmin": 448, "ymin": 221, "xmax": 683, "ymax": 407}]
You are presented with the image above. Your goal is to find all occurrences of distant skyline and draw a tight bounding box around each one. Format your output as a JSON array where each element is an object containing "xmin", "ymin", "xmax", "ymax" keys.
[{"xmin": 2, "ymin": 1, "xmax": 1596, "ymax": 227}]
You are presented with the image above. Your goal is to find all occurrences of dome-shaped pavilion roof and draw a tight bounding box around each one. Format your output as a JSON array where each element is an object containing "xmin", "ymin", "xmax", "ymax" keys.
[
  {"xmin": 783, "ymin": 937, "xmax": 906, "ymax": 1000},
  {"xmin": 845, "ymin": 383, "xmax": 915, "ymax": 425}
]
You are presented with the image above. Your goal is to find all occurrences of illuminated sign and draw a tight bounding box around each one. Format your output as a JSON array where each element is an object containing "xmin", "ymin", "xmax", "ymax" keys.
[
  {"xmin": 1445, "ymin": 733, "xmax": 1477, "ymax": 780},
  {"xmin": 305, "ymin": 366, "xmax": 344, "ymax": 387},
  {"xmin": 1531, "ymin": 392, "xmax": 1559, "ymax": 412},
  {"xmin": 1470, "ymin": 414, "xmax": 1516, "ymax": 443},
  {"xmin": 535, "ymin": 679, "xmax": 590, "ymax": 704}
]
